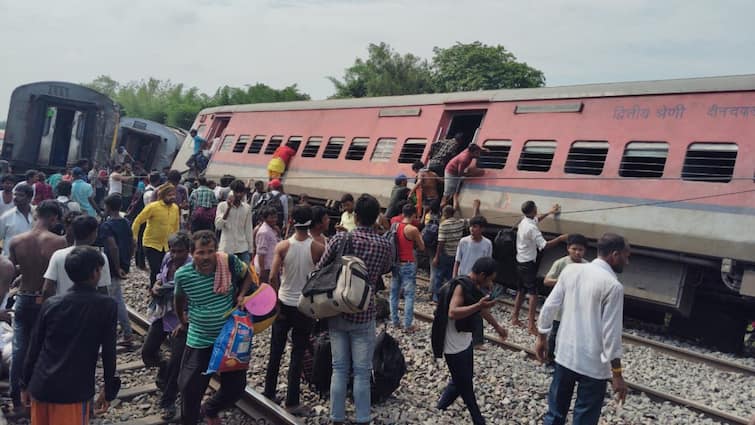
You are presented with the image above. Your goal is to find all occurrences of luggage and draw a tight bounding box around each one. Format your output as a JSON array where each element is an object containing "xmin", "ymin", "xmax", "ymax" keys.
[
  {"xmin": 493, "ymin": 227, "xmax": 516, "ymax": 262},
  {"xmin": 383, "ymin": 222, "xmax": 400, "ymax": 266},
  {"xmin": 371, "ymin": 329, "xmax": 406, "ymax": 403},
  {"xmin": 306, "ymin": 330, "xmax": 332, "ymax": 397},
  {"xmin": 252, "ymin": 192, "xmax": 284, "ymax": 227},
  {"xmin": 206, "ymin": 310, "xmax": 254, "ymax": 374},
  {"xmin": 298, "ymin": 233, "xmax": 371, "ymax": 319},
  {"xmin": 421, "ymin": 214, "xmax": 440, "ymax": 251}
]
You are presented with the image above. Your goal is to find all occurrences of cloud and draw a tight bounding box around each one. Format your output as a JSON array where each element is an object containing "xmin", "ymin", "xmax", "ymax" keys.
[{"xmin": 1, "ymin": 0, "xmax": 754, "ymax": 120}]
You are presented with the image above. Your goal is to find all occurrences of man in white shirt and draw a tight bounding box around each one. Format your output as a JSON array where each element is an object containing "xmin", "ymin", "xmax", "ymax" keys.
[
  {"xmin": 512, "ymin": 200, "xmax": 567, "ymax": 335},
  {"xmin": 214, "ymin": 180, "xmax": 254, "ymax": 264},
  {"xmin": 13, "ymin": 170, "xmax": 38, "ymax": 200},
  {"xmin": 143, "ymin": 172, "xmax": 162, "ymax": 206},
  {"xmin": 108, "ymin": 164, "xmax": 132, "ymax": 196},
  {"xmin": 43, "ymin": 215, "xmax": 111, "ymax": 298},
  {"xmin": 0, "ymin": 175, "xmax": 15, "ymax": 217},
  {"xmin": 0, "ymin": 184, "xmax": 35, "ymax": 257},
  {"xmin": 534, "ymin": 233, "xmax": 629, "ymax": 425}
]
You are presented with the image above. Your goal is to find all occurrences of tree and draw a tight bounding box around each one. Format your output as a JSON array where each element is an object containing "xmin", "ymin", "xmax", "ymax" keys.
[
  {"xmin": 431, "ymin": 42, "xmax": 545, "ymax": 92},
  {"xmin": 82, "ymin": 77, "xmax": 309, "ymax": 130},
  {"xmin": 328, "ymin": 42, "xmax": 434, "ymax": 98}
]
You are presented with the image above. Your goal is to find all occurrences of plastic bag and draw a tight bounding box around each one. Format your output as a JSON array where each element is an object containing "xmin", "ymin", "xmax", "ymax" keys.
[{"xmin": 206, "ymin": 309, "xmax": 253, "ymax": 374}]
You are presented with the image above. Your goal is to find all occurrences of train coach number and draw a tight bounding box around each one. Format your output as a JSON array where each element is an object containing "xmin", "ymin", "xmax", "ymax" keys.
[{"xmin": 47, "ymin": 85, "xmax": 70, "ymax": 98}]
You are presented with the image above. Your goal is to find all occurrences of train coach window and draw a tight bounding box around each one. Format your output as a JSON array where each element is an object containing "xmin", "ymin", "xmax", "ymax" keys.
[
  {"xmin": 517, "ymin": 140, "xmax": 557, "ymax": 172},
  {"xmin": 264, "ymin": 136, "xmax": 283, "ymax": 155},
  {"xmin": 682, "ymin": 143, "xmax": 738, "ymax": 183},
  {"xmin": 565, "ymin": 141, "xmax": 609, "ymax": 175},
  {"xmin": 220, "ymin": 135, "xmax": 235, "ymax": 152},
  {"xmin": 371, "ymin": 138, "xmax": 396, "ymax": 162},
  {"xmin": 233, "ymin": 135, "xmax": 250, "ymax": 153},
  {"xmin": 323, "ymin": 137, "xmax": 345, "ymax": 159},
  {"xmin": 247, "ymin": 136, "xmax": 265, "ymax": 154},
  {"xmin": 619, "ymin": 142, "xmax": 668, "ymax": 178},
  {"xmin": 398, "ymin": 139, "xmax": 427, "ymax": 163},
  {"xmin": 302, "ymin": 137, "xmax": 321, "ymax": 157},
  {"xmin": 478, "ymin": 140, "xmax": 512, "ymax": 169},
  {"xmin": 287, "ymin": 136, "xmax": 303, "ymax": 153},
  {"xmin": 346, "ymin": 138, "xmax": 370, "ymax": 161}
]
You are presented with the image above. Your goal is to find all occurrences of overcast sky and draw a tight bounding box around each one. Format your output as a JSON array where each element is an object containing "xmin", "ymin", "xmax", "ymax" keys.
[{"xmin": 2, "ymin": 0, "xmax": 754, "ymax": 119}]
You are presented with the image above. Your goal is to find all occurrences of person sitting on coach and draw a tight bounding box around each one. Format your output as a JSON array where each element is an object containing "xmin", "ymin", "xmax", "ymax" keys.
[{"xmin": 442, "ymin": 144, "xmax": 486, "ymax": 209}]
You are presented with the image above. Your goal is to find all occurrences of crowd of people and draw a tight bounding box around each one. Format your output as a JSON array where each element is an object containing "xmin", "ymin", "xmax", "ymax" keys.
[{"xmin": 0, "ymin": 133, "xmax": 632, "ymax": 425}]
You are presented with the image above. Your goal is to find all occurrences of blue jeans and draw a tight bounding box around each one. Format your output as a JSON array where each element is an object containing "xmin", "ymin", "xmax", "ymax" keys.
[
  {"xmin": 545, "ymin": 363, "xmax": 608, "ymax": 425},
  {"xmin": 390, "ymin": 262, "xmax": 416, "ymax": 327},
  {"xmin": 431, "ymin": 252, "xmax": 454, "ymax": 302},
  {"xmin": 328, "ymin": 316, "xmax": 376, "ymax": 423},
  {"xmin": 109, "ymin": 277, "xmax": 133, "ymax": 337},
  {"xmin": 11, "ymin": 295, "xmax": 42, "ymax": 407}
]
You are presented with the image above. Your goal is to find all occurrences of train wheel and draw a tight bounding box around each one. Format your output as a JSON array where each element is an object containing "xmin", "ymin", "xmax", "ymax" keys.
[{"xmin": 669, "ymin": 297, "xmax": 746, "ymax": 354}]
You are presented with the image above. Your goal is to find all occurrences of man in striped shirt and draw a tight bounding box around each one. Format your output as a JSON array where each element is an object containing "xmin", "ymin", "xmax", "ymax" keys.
[
  {"xmin": 174, "ymin": 231, "xmax": 255, "ymax": 425},
  {"xmin": 432, "ymin": 200, "xmax": 480, "ymax": 302}
]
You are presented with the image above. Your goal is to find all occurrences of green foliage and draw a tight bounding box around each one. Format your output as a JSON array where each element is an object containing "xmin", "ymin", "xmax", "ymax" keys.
[
  {"xmin": 83, "ymin": 76, "xmax": 309, "ymax": 130},
  {"xmin": 329, "ymin": 41, "xmax": 545, "ymax": 98},
  {"xmin": 432, "ymin": 42, "xmax": 545, "ymax": 92},
  {"xmin": 328, "ymin": 42, "xmax": 434, "ymax": 98}
]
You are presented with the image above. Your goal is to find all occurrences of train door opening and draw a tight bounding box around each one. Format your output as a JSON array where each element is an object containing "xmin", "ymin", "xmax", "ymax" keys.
[
  {"xmin": 206, "ymin": 116, "xmax": 231, "ymax": 152},
  {"xmin": 121, "ymin": 127, "xmax": 163, "ymax": 171},
  {"xmin": 37, "ymin": 101, "xmax": 92, "ymax": 168},
  {"xmin": 445, "ymin": 111, "xmax": 486, "ymax": 149}
]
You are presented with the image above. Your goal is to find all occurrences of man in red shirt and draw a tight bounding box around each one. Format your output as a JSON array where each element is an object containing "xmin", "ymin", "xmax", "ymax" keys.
[
  {"xmin": 268, "ymin": 143, "xmax": 296, "ymax": 180},
  {"xmin": 443, "ymin": 144, "xmax": 485, "ymax": 208}
]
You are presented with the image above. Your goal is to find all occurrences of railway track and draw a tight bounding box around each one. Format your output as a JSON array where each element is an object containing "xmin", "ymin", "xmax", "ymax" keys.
[
  {"xmin": 411, "ymin": 310, "xmax": 750, "ymax": 425},
  {"xmin": 124, "ymin": 306, "xmax": 301, "ymax": 425},
  {"xmin": 417, "ymin": 275, "xmax": 755, "ymax": 377}
]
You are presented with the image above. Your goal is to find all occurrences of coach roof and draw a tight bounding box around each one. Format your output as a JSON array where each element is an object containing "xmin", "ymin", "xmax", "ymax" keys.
[{"xmin": 199, "ymin": 74, "xmax": 755, "ymax": 115}]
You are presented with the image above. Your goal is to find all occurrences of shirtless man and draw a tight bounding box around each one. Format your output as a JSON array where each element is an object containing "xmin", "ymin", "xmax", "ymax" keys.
[
  {"xmin": 410, "ymin": 160, "xmax": 441, "ymax": 215},
  {"xmin": 7, "ymin": 200, "xmax": 67, "ymax": 414}
]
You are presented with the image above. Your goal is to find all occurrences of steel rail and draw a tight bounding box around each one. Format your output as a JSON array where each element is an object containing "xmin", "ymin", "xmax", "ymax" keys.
[
  {"xmin": 416, "ymin": 276, "xmax": 755, "ymax": 377},
  {"xmin": 126, "ymin": 306, "xmax": 302, "ymax": 425},
  {"xmin": 412, "ymin": 310, "xmax": 749, "ymax": 425}
]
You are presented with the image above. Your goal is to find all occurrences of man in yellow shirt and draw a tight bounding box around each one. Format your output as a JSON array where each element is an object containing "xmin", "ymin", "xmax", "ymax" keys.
[{"xmin": 132, "ymin": 184, "xmax": 180, "ymax": 287}]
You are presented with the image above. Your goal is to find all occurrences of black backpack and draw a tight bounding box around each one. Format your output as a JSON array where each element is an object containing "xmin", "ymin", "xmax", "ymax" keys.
[
  {"xmin": 252, "ymin": 192, "xmax": 284, "ymax": 227},
  {"xmin": 371, "ymin": 329, "xmax": 406, "ymax": 403},
  {"xmin": 493, "ymin": 227, "xmax": 517, "ymax": 263},
  {"xmin": 421, "ymin": 214, "xmax": 440, "ymax": 251}
]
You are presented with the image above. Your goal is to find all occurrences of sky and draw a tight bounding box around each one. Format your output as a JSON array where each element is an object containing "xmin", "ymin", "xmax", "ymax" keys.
[{"xmin": 1, "ymin": 0, "xmax": 754, "ymax": 119}]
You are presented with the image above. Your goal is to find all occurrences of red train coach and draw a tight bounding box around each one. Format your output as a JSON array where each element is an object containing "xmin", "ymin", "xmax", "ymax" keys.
[{"xmin": 175, "ymin": 75, "xmax": 755, "ymax": 350}]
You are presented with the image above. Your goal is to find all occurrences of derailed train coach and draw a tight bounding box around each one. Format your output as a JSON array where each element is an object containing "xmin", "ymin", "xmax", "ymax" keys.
[
  {"xmin": 116, "ymin": 117, "xmax": 187, "ymax": 172},
  {"xmin": 183, "ymin": 74, "xmax": 755, "ymax": 352},
  {"xmin": 1, "ymin": 81, "xmax": 119, "ymax": 173}
]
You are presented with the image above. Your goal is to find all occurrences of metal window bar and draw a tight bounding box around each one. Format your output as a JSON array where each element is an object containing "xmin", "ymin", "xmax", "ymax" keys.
[
  {"xmin": 323, "ymin": 137, "xmax": 345, "ymax": 159},
  {"xmin": 371, "ymin": 138, "xmax": 396, "ymax": 162},
  {"xmin": 398, "ymin": 139, "xmax": 427, "ymax": 164},
  {"xmin": 478, "ymin": 140, "xmax": 512, "ymax": 170},
  {"xmin": 264, "ymin": 137, "xmax": 283, "ymax": 155},
  {"xmin": 220, "ymin": 135, "xmax": 235, "ymax": 152},
  {"xmin": 619, "ymin": 142, "xmax": 669, "ymax": 178},
  {"xmin": 517, "ymin": 141, "xmax": 556, "ymax": 172},
  {"xmin": 565, "ymin": 141, "xmax": 609, "ymax": 176},
  {"xmin": 682, "ymin": 143, "xmax": 737, "ymax": 183},
  {"xmin": 247, "ymin": 136, "xmax": 265, "ymax": 154},
  {"xmin": 302, "ymin": 137, "xmax": 322, "ymax": 158},
  {"xmin": 233, "ymin": 135, "xmax": 250, "ymax": 153},
  {"xmin": 346, "ymin": 138, "xmax": 370, "ymax": 161}
]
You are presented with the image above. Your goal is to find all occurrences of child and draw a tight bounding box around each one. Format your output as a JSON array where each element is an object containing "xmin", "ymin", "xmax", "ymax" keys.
[
  {"xmin": 543, "ymin": 233, "xmax": 589, "ymax": 365},
  {"xmin": 21, "ymin": 246, "xmax": 120, "ymax": 424}
]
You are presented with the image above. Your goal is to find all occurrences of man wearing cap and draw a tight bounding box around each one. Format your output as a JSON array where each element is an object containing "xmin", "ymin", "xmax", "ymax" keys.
[
  {"xmin": 71, "ymin": 167, "xmax": 100, "ymax": 218},
  {"xmin": 131, "ymin": 184, "xmax": 180, "ymax": 286},
  {"xmin": 385, "ymin": 174, "xmax": 410, "ymax": 220},
  {"xmin": 263, "ymin": 205, "xmax": 324, "ymax": 415}
]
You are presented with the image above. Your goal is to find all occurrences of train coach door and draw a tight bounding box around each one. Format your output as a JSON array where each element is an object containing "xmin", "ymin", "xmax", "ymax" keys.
[
  {"xmin": 206, "ymin": 115, "xmax": 231, "ymax": 152},
  {"xmin": 435, "ymin": 109, "xmax": 487, "ymax": 152}
]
